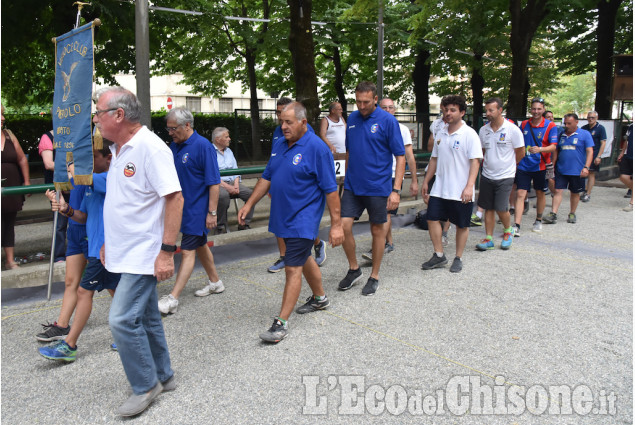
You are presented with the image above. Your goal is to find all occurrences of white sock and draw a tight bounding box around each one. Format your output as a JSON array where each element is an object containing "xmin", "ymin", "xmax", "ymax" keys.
[
  {"xmin": 476, "ymin": 211, "xmax": 483, "ymax": 219},
  {"xmin": 435, "ymin": 252, "xmax": 444, "ymax": 257}
]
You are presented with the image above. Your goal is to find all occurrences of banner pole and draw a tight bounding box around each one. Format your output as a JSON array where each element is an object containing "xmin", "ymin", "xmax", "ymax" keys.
[{"xmin": 47, "ymin": 191, "xmax": 60, "ymax": 301}]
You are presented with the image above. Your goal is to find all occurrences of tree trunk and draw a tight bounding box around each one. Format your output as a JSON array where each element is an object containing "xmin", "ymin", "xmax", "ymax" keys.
[
  {"xmin": 507, "ymin": 0, "xmax": 550, "ymax": 118},
  {"xmin": 471, "ymin": 55, "xmax": 485, "ymax": 129},
  {"xmin": 245, "ymin": 49, "xmax": 262, "ymax": 159},
  {"xmin": 287, "ymin": 0, "xmax": 320, "ymax": 126},
  {"xmin": 332, "ymin": 44, "xmax": 348, "ymax": 118},
  {"xmin": 595, "ymin": 0, "xmax": 622, "ymax": 119},
  {"xmin": 413, "ymin": 48, "xmax": 431, "ymax": 148}
]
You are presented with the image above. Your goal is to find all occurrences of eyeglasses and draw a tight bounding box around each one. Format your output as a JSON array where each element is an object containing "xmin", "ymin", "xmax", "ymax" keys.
[
  {"xmin": 530, "ymin": 98, "xmax": 545, "ymax": 105},
  {"xmin": 382, "ymin": 105, "xmax": 396, "ymax": 110},
  {"xmin": 165, "ymin": 125, "xmax": 182, "ymax": 133},
  {"xmin": 587, "ymin": 116, "xmax": 597, "ymax": 120},
  {"xmin": 94, "ymin": 108, "xmax": 118, "ymax": 116}
]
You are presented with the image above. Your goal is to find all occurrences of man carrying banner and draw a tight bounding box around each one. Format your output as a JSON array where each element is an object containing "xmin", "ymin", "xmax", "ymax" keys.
[{"xmin": 94, "ymin": 87, "xmax": 183, "ymax": 417}]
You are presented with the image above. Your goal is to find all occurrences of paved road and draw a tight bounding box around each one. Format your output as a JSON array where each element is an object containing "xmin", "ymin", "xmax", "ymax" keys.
[{"xmin": 1, "ymin": 184, "xmax": 632, "ymax": 424}]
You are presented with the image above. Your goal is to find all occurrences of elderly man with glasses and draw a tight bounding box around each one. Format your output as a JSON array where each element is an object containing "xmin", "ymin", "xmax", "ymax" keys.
[{"xmin": 580, "ymin": 111, "xmax": 607, "ymax": 203}]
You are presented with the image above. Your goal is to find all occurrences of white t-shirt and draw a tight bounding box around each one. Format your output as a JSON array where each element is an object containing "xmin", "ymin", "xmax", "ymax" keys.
[
  {"xmin": 479, "ymin": 120, "xmax": 525, "ymax": 180},
  {"xmin": 392, "ymin": 123, "xmax": 411, "ymax": 177},
  {"xmin": 325, "ymin": 116, "xmax": 346, "ymax": 153},
  {"xmin": 430, "ymin": 118, "xmax": 447, "ymax": 139},
  {"xmin": 430, "ymin": 122, "xmax": 483, "ymax": 202},
  {"xmin": 104, "ymin": 126, "xmax": 182, "ymax": 274}
]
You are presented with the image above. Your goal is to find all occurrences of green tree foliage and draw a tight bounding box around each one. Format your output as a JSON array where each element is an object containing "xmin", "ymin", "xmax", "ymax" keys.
[{"xmin": 547, "ymin": 72, "xmax": 596, "ymax": 117}]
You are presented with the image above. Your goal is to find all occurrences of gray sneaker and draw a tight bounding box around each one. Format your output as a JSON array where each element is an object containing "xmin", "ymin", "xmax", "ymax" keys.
[
  {"xmin": 449, "ymin": 257, "xmax": 463, "ymax": 273},
  {"xmin": 259, "ymin": 318, "xmax": 288, "ymax": 343},
  {"xmin": 296, "ymin": 295, "xmax": 330, "ymax": 314},
  {"xmin": 421, "ymin": 253, "xmax": 448, "ymax": 270},
  {"xmin": 362, "ymin": 243, "xmax": 394, "ymax": 261},
  {"xmin": 513, "ymin": 224, "xmax": 520, "ymax": 237},
  {"xmin": 161, "ymin": 375, "xmax": 176, "ymax": 392},
  {"xmin": 117, "ymin": 381, "xmax": 163, "ymax": 417},
  {"xmin": 543, "ymin": 212, "xmax": 557, "ymax": 224},
  {"xmin": 532, "ymin": 220, "xmax": 543, "ymax": 233}
]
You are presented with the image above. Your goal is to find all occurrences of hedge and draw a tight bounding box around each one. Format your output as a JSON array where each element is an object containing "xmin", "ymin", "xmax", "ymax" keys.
[{"xmin": 3, "ymin": 112, "xmax": 278, "ymax": 164}]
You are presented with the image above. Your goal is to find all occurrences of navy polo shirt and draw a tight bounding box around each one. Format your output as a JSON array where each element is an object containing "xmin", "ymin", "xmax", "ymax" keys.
[
  {"xmin": 262, "ymin": 130, "xmax": 337, "ymax": 240},
  {"xmin": 581, "ymin": 122, "xmax": 607, "ymax": 155},
  {"xmin": 344, "ymin": 106, "xmax": 405, "ymax": 196},
  {"xmin": 626, "ymin": 124, "xmax": 633, "ymax": 160},
  {"xmin": 170, "ymin": 131, "xmax": 221, "ymax": 236},
  {"xmin": 272, "ymin": 122, "xmax": 314, "ymax": 143},
  {"xmin": 556, "ymin": 128, "xmax": 594, "ymax": 176}
]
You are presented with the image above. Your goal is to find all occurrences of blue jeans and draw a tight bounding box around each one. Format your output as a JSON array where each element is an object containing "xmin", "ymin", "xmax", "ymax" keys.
[{"xmin": 109, "ymin": 273, "xmax": 173, "ymax": 395}]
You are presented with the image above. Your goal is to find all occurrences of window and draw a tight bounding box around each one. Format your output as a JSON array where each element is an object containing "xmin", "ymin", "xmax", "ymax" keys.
[
  {"xmin": 219, "ymin": 98, "xmax": 233, "ymax": 113},
  {"xmin": 258, "ymin": 99, "xmax": 263, "ymax": 110},
  {"xmin": 186, "ymin": 97, "xmax": 201, "ymax": 113}
]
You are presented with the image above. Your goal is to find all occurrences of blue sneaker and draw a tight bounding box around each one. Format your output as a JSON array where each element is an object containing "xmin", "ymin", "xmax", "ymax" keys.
[
  {"xmin": 314, "ymin": 240, "xmax": 326, "ymax": 266},
  {"xmin": 39, "ymin": 340, "xmax": 77, "ymax": 362},
  {"xmin": 500, "ymin": 231, "xmax": 513, "ymax": 250},
  {"xmin": 476, "ymin": 238, "xmax": 495, "ymax": 251},
  {"xmin": 267, "ymin": 257, "xmax": 285, "ymax": 273},
  {"xmin": 111, "ymin": 343, "xmax": 118, "ymax": 351}
]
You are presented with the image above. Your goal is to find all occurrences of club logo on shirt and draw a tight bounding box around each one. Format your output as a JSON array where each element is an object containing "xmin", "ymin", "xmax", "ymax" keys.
[
  {"xmin": 292, "ymin": 153, "xmax": 302, "ymax": 165},
  {"xmin": 124, "ymin": 162, "xmax": 136, "ymax": 177},
  {"xmin": 573, "ymin": 138, "xmax": 578, "ymax": 144},
  {"xmin": 436, "ymin": 139, "xmax": 441, "ymax": 145},
  {"xmin": 537, "ymin": 132, "xmax": 542, "ymax": 139},
  {"xmin": 453, "ymin": 140, "xmax": 460, "ymax": 150},
  {"xmin": 370, "ymin": 123, "xmax": 378, "ymax": 133},
  {"xmin": 592, "ymin": 131, "xmax": 596, "ymax": 135},
  {"xmin": 499, "ymin": 133, "xmax": 506, "ymax": 142},
  {"xmin": 182, "ymin": 153, "xmax": 189, "ymax": 163}
]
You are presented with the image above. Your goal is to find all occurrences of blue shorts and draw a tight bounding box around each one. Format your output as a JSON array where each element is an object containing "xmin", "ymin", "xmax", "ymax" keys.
[
  {"xmin": 515, "ymin": 169, "xmax": 547, "ymax": 192},
  {"xmin": 555, "ymin": 174, "xmax": 585, "ymax": 193},
  {"xmin": 66, "ymin": 224, "xmax": 88, "ymax": 257},
  {"xmin": 80, "ymin": 257, "xmax": 120, "ymax": 292},
  {"xmin": 341, "ymin": 190, "xmax": 388, "ymax": 224},
  {"xmin": 283, "ymin": 238, "xmax": 314, "ymax": 267},
  {"xmin": 426, "ymin": 196, "xmax": 473, "ymax": 229},
  {"xmin": 181, "ymin": 234, "xmax": 208, "ymax": 251}
]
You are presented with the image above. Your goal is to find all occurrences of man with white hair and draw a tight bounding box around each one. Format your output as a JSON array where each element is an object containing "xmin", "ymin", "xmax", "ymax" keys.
[
  {"xmin": 158, "ymin": 107, "xmax": 224, "ymax": 315},
  {"xmin": 212, "ymin": 126, "xmax": 254, "ymax": 232},
  {"xmin": 94, "ymin": 87, "xmax": 183, "ymax": 417}
]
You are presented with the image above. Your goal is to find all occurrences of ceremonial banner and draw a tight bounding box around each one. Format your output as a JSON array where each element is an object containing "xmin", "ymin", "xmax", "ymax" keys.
[{"xmin": 52, "ymin": 22, "xmax": 95, "ymax": 189}]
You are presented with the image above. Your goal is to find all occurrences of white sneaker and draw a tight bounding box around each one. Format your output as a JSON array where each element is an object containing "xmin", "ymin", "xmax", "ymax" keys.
[
  {"xmin": 532, "ymin": 221, "xmax": 543, "ymax": 233},
  {"xmin": 442, "ymin": 235, "xmax": 448, "ymax": 247},
  {"xmin": 195, "ymin": 280, "xmax": 225, "ymax": 297},
  {"xmin": 158, "ymin": 294, "xmax": 178, "ymax": 314}
]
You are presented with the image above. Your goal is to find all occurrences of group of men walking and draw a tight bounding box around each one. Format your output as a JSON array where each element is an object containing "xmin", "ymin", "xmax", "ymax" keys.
[{"xmin": 33, "ymin": 83, "xmax": 631, "ymax": 419}]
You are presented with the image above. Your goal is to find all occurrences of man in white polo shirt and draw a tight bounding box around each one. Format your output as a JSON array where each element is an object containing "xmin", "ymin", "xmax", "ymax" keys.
[
  {"xmin": 94, "ymin": 87, "xmax": 184, "ymax": 417},
  {"xmin": 421, "ymin": 95, "xmax": 482, "ymax": 273},
  {"xmin": 475, "ymin": 97, "xmax": 525, "ymax": 251}
]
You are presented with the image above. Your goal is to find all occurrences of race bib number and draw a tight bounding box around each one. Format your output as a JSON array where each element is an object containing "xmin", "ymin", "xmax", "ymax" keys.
[{"xmin": 334, "ymin": 160, "xmax": 346, "ymax": 177}]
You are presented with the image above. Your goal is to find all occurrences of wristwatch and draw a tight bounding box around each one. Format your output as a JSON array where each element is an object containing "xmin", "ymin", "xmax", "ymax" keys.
[
  {"xmin": 392, "ymin": 188, "xmax": 402, "ymax": 195},
  {"xmin": 161, "ymin": 243, "xmax": 177, "ymax": 253},
  {"xmin": 208, "ymin": 210, "xmax": 217, "ymax": 216}
]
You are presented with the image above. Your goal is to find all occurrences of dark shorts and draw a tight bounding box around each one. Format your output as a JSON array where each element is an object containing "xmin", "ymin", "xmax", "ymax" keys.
[
  {"xmin": 426, "ymin": 196, "xmax": 473, "ymax": 229},
  {"xmin": 619, "ymin": 157, "xmax": 633, "ymax": 177},
  {"xmin": 181, "ymin": 234, "xmax": 208, "ymax": 251},
  {"xmin": 515, "ymin": 169, "xmax": 547, "ymax": 192},
  {"xmin": 66, "ymin": 225, "xmax": 88, "ymax": 257},
  {"xmin": 555, "ymin": 173, "xmax": 585, "ymax": 193},
  {"xmin": 341, "ymin": 190, "xmax": 388, "ymax": 224},
  {"xmin": 80, "ymin": 257, "xmax": 120, "ymax": 292},
  {"xmin": 282, "ymin": 238, "xmax": 314, "ymax": 267},
  {"xmin": 477, "ymin": 176, "xmax": 514, "ymax": 212},
  {"xmin": 589, "ymin": 152, "xmax": 601, "ymax": 173}
]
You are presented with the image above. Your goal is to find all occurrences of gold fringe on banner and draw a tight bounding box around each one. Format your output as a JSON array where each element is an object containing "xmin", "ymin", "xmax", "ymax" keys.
[
  {"xmin": 73, "ymin": 174, "xmax": 93, "ymax": 185},
  {"xmin": 54, "ymin": 181, "xmax": 73, "ymax": 191},
  {"xmin": 93, "ymin": 127, "xmax": 103, "ymax": 150}
]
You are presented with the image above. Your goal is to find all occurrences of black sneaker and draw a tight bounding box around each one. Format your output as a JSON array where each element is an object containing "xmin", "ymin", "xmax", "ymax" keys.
[
  {"xmin": 361, "ymin": 277, "xmax": 379, "ymax": 296},
  {"xmin": 36, "ymin": 322, "xmax": 70, "ymax": 342},
  {"xmin": 237, "ymin": 224, "xmax": 251, "ymax": 230},
  {"xmin": 626, "ymin": 189, "xmax": 632, "ymax": 198},
  {"xmin": 259, "ymin": 318, "xmax": 288, "ymax": 343},
  {"xmin": 421, "ymin": 254, "xmax": 448, "ymax": 270},
  {"xmin": 338, "ymin": 268, "xmax": 363, "ymax": 291},
  {"xmin": 296, "ymin": 295, "xmax": 330, "ymax": 314},
  {"xmin": 450, "ymin": 257, "xmax": 463, "ymax": 273}
]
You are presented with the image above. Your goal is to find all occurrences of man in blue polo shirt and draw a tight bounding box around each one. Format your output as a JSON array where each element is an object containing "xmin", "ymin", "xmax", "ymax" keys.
[
  {"xmin": 267, "ymin": 97, "xmax": 328, "ymax": 273},
  {"xmin": 580, "ymin": 111, "xmax": 607, "ymax": 203},
  {"xmin": 238, "ymin": 102, "xmax": 344, "ymax": 343},
  {"xmin": 158, "ymin": 107, "xmax": 224, "ymax": 315},
  {"xmin": 513, "ymin": 98, "xmax": 558, "ymax": 235},
  {"xmin": 543, "ymin": 113, "xmax": 594, "ymax": 224},
  {"xmin": 338, "ymin": 81, "xmax": 405, "ymax": 296}
]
